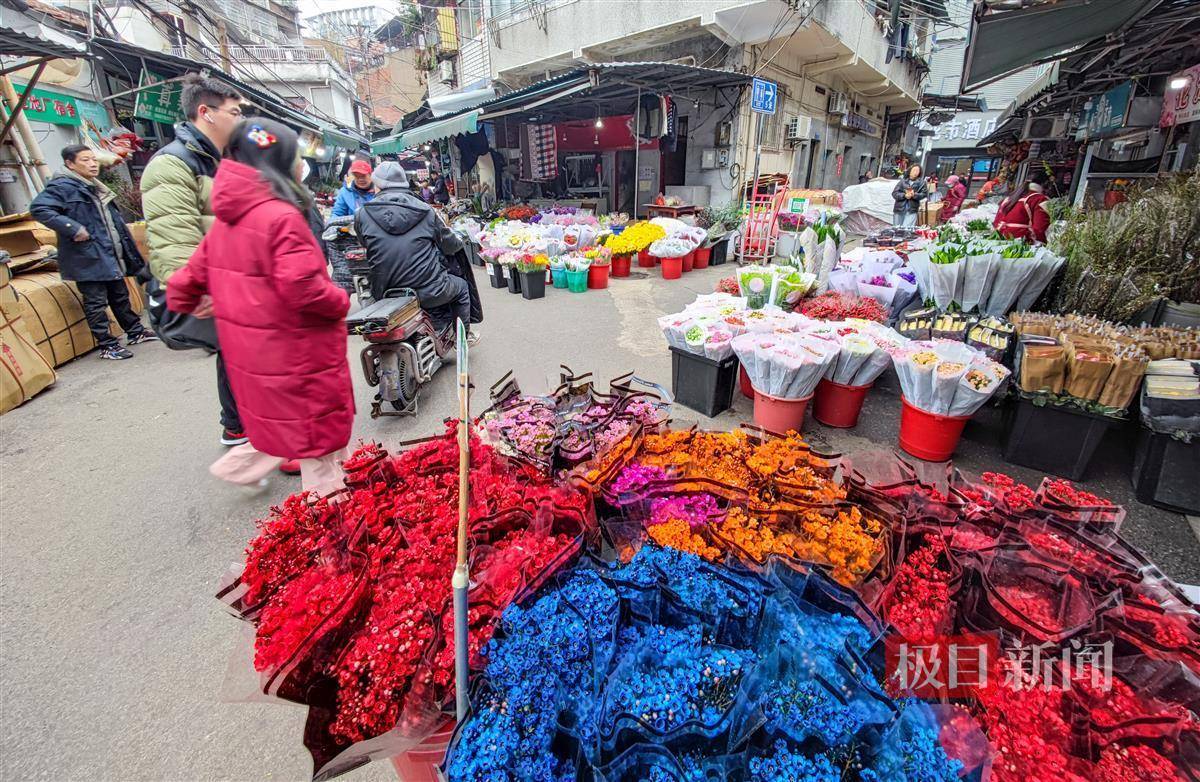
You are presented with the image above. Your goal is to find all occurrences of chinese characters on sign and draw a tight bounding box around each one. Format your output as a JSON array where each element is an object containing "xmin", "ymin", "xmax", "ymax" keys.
[
  {"xmin": 929, "ymin": 115, "xmax": 998, "ymax": 142},
  {"xmin": 12, "ymin": 84, "xmax": 81, "ymax": 126},
  {"xmin": 840, "ymin": 111, "xmax": 881, "ymax": 137},
  {"xmin": 1160, "ymin": 63, "xmax": 1200, "ymax": 127},
  {"xmin": 887, "ymin": 634, "xmax": 1113, "ymax": 698},
  {"xmin": 134, "ymin": 70, "xmax": 185, "ymax": 125},
  {"xmin": 1076, "ymin": 81, "xmax": 1132, "ymax": 139}
]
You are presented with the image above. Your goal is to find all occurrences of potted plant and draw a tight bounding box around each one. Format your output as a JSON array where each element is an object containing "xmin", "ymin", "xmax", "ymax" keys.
[
  {"xmin": 774, "ymin": 212, "xmax": 805, "ymax": 260},
  {"xmin": 503, "ymin": 253, "xmax": 522, "ymax": 294},
  {"xmin": 549, "ymin": 256, "xmax": 568, "ymax": 289},
  {"xmin": 584, "ymin": 245, "xmax": 612, "ymax": 289},
  {"xmin": 516, "ymin": 254, "xmax": 549, "ymax": 300},
  {"xmin": 483, "ymin": 248, "xmax": 507, "ymax": 288},
  {"xmin": 563, "ymin": 255, "xmax": 591, "ymax": 293}
]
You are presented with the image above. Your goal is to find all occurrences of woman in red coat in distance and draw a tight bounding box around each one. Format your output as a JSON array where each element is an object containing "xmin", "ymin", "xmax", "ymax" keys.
[
  {"xmin": 993, "ymin": 170, "xmax": 1052, "ymax": 243},
  {"xmin": 940, "ymin": 174, "xmax": 967, "ymax": 221},
  {"xmin": 168, "ymin": 118, "xmax": 354, "ymax": 496}
]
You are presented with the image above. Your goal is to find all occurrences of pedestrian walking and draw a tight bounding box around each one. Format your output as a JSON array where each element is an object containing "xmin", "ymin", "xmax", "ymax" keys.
[
  {"xmin": 940, "ymin": 174, "xmax": 967, "ymax": 220},
  {"xmin": 167, "ymin": 118, "xmax": 354, "ymax": 497},
  {"xmin": 891, "ymin": 164, "xmax": 927, "ymax": 228},
  {"xmin": 140, "ymin": 73, "xmax": 259, "ymax": 448},
  {"xmin": 30, "ymin": 145, "xmax": 158, "ymax": 360}
]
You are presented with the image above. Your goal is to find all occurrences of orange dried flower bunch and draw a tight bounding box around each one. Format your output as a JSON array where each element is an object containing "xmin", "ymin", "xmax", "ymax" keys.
[
  {"xmin": 647, "ymin": 517, "xmax": 721, "ymax": 561},
  {"xmin": 790, "ymin": 505, "xmax": 884, "ymax": 584},
  {"xmin": 604, "ymin": 429, "xmax": 886, "ymax": 586}
]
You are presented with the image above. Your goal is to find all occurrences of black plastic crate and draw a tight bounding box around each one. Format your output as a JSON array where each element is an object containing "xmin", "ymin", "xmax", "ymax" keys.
[
  {"xmin": 670, "ymin": 347, "xmax": 738, "ymax": 418},
  {"xmin": 1132, "ymin": 427, "xmax": 1200, "ymax": 514},
  {"xmin": 710, "ymin": 238, "xmax": 729, "ymax": 266},
  {"xmin": 1002, "ymin": 396, "xmax": 1120, "ymax": 481}
]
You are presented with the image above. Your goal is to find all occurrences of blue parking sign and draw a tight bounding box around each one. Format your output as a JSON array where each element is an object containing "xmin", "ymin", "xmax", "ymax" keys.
[{"xmin": 751, "ymin": 78, "xmax": 777, "ymax": 115}]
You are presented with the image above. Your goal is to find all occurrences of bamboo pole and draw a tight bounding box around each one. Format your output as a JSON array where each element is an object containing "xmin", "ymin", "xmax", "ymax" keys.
[{"xmin": 452, "ymin": 318, "xmax": 470, "ymax": 722}]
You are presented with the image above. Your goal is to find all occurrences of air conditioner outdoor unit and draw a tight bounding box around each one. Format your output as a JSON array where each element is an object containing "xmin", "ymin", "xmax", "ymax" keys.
[
  {"xmin": 785, "ymin": 115, "xmax": 813, "ymax": 142},
  {"xmin": 438, "ymin": 59, "xmax": 455, "ymax": 84},
  {"xmin": 1022, "ymin": 113, "xmax": 1069, "ymax": 140},
  {"xmin": 827, "ymin": 91, "xmax": 849, "ymax": 115}
]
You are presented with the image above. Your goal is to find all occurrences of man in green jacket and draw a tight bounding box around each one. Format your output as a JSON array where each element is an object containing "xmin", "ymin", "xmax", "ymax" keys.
[{"xmin": 141, "ymin": 73, "xmax": 251, "ymax": 447}]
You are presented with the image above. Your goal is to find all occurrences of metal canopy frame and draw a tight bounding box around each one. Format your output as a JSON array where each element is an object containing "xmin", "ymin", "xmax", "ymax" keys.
[
  {"xmin": 974, "ymin": 0, "xmax": 1200, "ymax": 146},
  {"xmin": 88, "ymin": 37, "xmax": 325, "ymax": 134},
  {"xmin": 374, "ymin": 62, "xmax": 750, "ymax": 154}
]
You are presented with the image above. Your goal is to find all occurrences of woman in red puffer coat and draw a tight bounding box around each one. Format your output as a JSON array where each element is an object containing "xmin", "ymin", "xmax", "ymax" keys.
[{"xmin": 168, "ymin": 118, "xmax": 353, "ymax": 496}]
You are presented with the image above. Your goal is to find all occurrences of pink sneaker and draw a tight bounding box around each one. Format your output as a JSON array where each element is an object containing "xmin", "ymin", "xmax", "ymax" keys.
[{"xmin": 279, "ymin": 459, "xmax": 302, "ymax": 476}]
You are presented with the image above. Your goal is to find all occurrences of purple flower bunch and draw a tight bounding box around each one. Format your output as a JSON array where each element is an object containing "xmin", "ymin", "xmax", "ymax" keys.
[{"xmin": 650, "ymin": 493, "xmax": 721, "ymax": 531}]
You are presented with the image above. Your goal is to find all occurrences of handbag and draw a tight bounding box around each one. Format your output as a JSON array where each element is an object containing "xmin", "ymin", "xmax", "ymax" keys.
[{"xmin": 144, "ymin": 278, "xmax": 219, "ymax": 352}]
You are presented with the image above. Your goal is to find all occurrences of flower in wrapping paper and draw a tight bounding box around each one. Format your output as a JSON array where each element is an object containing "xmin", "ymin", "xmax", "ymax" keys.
[
  {"xmin": 716, "ymin": 276, "xmax": 740, "ymax": 295},
  {"xmin": 868, "ymin": 275, "xmax": 892, "ymax": 287},
  {"xmin": 798, "ymin": 292, "xmax": 888, "ymax": 322}
]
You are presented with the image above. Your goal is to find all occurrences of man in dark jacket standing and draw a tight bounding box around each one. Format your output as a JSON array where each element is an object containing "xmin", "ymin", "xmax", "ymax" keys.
[
  {"xmin": 356, "ymin": 162, "xmax": 478, "ymax": 342},
  {"xmin": 30, "ymin": 145, "xmax": 157, "ymax": 360}
]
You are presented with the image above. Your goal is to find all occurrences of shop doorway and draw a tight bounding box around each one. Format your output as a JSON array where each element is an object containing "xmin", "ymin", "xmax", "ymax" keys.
[
  {"xmin": 616, "ymin": 150, "xmax": 636, "ymax": 215},
  {"xmin": 662, "ymin": 117, "xmax": 688, "ymax": 187}
]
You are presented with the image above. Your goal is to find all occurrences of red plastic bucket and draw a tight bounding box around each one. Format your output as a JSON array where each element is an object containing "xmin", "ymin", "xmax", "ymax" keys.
[
  {"xmin": 661, "ymin": 256, "xmax": 683, "ymax": 279},
  {"xmin": 812, "ymin": 379, "xmax": 872, "ymax": 428},
  {"xmin": 694, "ymin": 246, "xmax": 711, "ymax": 269},
  {"xmin": 739, "ymin": 366, "xmax": 754, "ymax": 399},
  {"xmin": 898, "ymin": 396, "xmax": 970, "ymax": 461},
  {"xmin": 611, "ymin": 253, "xmax": 631, "ymax": 277},
  {"xmin": 637, "ymin": 252, "xmax": 656, "ymax": 268},
  {"xmin": 682, "ymin": 250, "xmax": 695, "ymax": 272},
  {"xmin": 588, "ymin": 263, "xmax": 610, "ymax": 289},
  {"xmin": 753, "ymin": 388, "xmax": 813, "ymax": 433}
]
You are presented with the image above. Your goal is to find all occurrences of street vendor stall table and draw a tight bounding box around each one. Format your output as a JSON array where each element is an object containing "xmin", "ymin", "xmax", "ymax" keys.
[{"xmin": 643, "ymin": 203, "xmax": 697, "ymax": 219}]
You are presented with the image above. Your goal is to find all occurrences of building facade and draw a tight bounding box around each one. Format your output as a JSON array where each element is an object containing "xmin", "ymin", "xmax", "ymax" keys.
[
  {"xmin": 916, "ymin": 2, "xmax": 1046, "ymax": 195},
  {"xmin": 419, "ymin": 0, "xmax": 942, "ymax": 204}
]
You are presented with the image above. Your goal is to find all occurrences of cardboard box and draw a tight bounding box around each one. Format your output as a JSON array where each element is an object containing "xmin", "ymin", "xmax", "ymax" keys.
[
  {"xmin": 0, "ymin": 215, "xmax": 46, "ymax": 257},
  {"xmin": 0, "ymin": 260, "xmax": 56, "ymax": 414},
  {"xmin": 8, "ymin": 271, "xmax": 145, "ymax": 367},
  {"xmin": 919, "ymin": 200, "xmax": 944, "ymax": 226}
]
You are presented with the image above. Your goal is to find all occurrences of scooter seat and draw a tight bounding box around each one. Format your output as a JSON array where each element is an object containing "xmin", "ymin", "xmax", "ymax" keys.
[{"xmin": 346, "ymin": 295, "xmax": 421, "ymax": 335}]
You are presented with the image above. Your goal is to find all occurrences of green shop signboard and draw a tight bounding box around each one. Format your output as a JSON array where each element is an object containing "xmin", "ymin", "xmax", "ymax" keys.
[
  {"xmin": 12, "ymin": 84, "xmax": 81, "ymax": 126},
  {"xmin": 134, "ymin": 71, "xmax": 184, "ymax": 124}
]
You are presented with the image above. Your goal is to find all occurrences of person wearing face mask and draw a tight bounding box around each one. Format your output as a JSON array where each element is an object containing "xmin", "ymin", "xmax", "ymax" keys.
[
  {"xmin": 30, "ymin": 145, "xmax": 156, "ymax": 360},
  {"xmin": 330, "ymin": 159, "xmax": 376, "ymax": 218},
  {"xmin": 891, "ymin": 164, "xmax": 928, "ymax": 227},
  {"xmin": 167, "ymin": 118, "xmax": 353, "ymax": 496},
  {"xmin": 940, "ymin": 174, "xmax": 967, "ymax": 221}
]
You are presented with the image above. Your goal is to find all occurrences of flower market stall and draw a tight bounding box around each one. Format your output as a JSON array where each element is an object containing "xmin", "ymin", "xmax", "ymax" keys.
[{"xmin": 218, "ymin": 368, "xmax": 1200, "ymax": 781}]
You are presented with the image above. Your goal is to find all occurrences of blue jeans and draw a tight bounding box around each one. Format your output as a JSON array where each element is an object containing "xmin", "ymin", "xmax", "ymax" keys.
[{"xmin": 894, "ymin": 211, "xmax": 918, "ymax": 228}]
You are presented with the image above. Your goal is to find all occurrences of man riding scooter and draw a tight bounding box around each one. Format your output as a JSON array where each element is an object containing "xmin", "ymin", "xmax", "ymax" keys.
[{"xmin": 354, "ymin": 161, "xmax": 480, "ymax": 344}]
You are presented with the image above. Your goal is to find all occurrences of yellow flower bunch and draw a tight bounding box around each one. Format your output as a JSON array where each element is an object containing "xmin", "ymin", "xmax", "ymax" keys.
[{"xmin": 607, "ymin": 221, "xmax": 666, "ymax": 255}]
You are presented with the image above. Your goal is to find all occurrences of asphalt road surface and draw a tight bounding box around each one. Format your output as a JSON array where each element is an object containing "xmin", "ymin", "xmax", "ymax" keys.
[{"xmin": 2, "ymin": 262, "xmax": 1197, "ymax": 781}]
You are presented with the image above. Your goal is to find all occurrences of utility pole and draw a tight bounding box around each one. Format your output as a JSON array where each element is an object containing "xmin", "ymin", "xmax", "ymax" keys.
[{"xmin": 217, "ymin": 20, "xmax": 232, "ymax": 73}]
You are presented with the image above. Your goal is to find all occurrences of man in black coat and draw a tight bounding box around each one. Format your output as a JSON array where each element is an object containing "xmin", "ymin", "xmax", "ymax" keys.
[
  {"xmin": 30, "ymin": 145, "xmax": 157, "ymax": 360},
  {"xmin": 355, "ymin": 161, "xmax": 480, "ymax": 343}
]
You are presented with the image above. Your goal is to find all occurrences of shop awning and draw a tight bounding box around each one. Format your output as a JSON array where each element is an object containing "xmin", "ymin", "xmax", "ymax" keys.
[
  {"xmin": 372, "ymin": 62, "xmax": 751, "ymax": 155},
  {"xmin": 372, "ymin": 109, "xmax": 479, "ymax": 155},
  {"xmin": 0, "ymin": 6, "xmax": 86, "ymax": 60},
  {"xmin": 88, "ymin": 38, "xmax": 322, "ymax": 134},
  {"xmin": 321, "ymin": 126, "xmax": 364, "ymax": 151},
  {"xmin": 960, "ymin": 0, "xmax": 1159, "ymax": 92}
]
